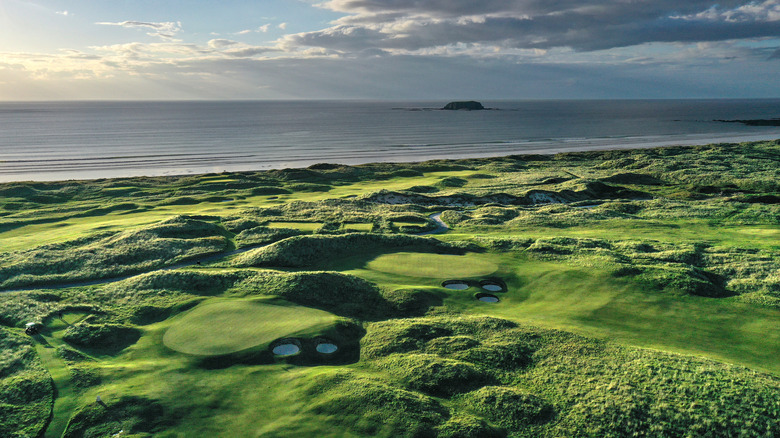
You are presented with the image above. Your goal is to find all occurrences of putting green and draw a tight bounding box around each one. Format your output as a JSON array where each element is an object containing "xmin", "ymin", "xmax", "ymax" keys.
[
  {"xmin": 366, "ymin": 252, "xmax": 499, "ymax": 278},
  {"xmin": 163, "ymin": 299, "xmax": 337, "ymax": 356}
]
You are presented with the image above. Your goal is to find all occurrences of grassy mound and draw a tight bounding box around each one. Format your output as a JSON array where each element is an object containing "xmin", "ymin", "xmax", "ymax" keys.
[
  {"xmin": 377, "ymin": 353, "xmax": 493, "ymax": 396},
  {"xmin": 305, "ymin": 370, "xmax": 448, "ymax": 438},
  {"xmin": 232, "ymin": 233, "xmax": 467, "ymax": 268},
  {"xmin": 0, "ymin": 329, "xmax": 52, "ymax": 438},
  {"xmin": 62, "ymin": 323, "xmax": 141, "ymax": 353},
  {"xmin": 351, "ymin": 315, "xmax": 780, "ymax": 437},
  {"xmin": 234, "ymin": 226, "xmax": 302, "ymax": 248},
  {"xmin": 436, "ymin": 415, "xmax": 506, "ymax": 438},
  {"xmin": 63, "ymin": 396, "xmax": 174, "ymax": 438},
  {"xmin": 0, "ymin": 216, "xmax": 229, "ymax": 289},
  {"xmin": 460, "ymin": 386, "xmax": 554, "ymax": 430},
  {"xmin": 366, "ymin": 252, "xmax": 499, "ymax": 278},
  {"xmin": 231, "ymin": 271, "xmax": 404, "ymax": 319},
  {"xmin": 163, "ymin": 298, "xmax": 338, "ymax": 356}
]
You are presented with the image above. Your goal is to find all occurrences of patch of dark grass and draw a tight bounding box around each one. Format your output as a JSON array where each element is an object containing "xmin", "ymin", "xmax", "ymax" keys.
[
  {"xmin": 305, "ymin": 370, "xmax": 447, "ymax": 438},
  {"xmin": 0, "ymin": 216, "xmax": 230, "ymax": 289},
  {"xmin": 234, "ymin": 226, "xmax": 302, "ymax": 248},
  {"xmin": 232, "ymin": 233, "xmax": 471, "ymax": 268},
  {"xmin": 56, "ymin": 346, "xmax": 93, "ymax": 363},
  {"xmin": 63, "ymin": 396, "xmax": 176, "ymax": 438},
  {"xmin": 286, "ymin": 182, "xmax": 332, "ymax": 192},
  {"xmin": 377, "ymin": 353, "xmax": 493, "ymax": 396},
  {"xmin": 436, "ymin": 415, "xmax": 506, "ymax": 438},
  {"xmin": 250, "ymin": 186, "xmax": 291, "ymax": 196},
  {"xmin": 460, "ymin": 386, "xmax": 555, "ymax": 430},
  {"xmin": 62, "ymin": 323, "xmax": 141, "ymax": 354},
  {"xmin": 0, "ymin": 329, "xmax": 52, "ymax": 438},
  {"xmin": 230, "ymin": 271, "xmax": 401, "ymax": 320}
]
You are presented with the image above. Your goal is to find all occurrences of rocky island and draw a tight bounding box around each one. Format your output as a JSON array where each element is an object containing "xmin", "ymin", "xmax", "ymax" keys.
[{"xmin": 441, "ymin": 101, "xmax": 485, "ymax": 110}]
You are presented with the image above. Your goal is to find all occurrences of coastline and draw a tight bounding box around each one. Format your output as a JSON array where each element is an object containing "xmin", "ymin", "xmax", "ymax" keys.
[{"xmin": 2, "ymin": 132, "xmax": 779, "ymax": 184}]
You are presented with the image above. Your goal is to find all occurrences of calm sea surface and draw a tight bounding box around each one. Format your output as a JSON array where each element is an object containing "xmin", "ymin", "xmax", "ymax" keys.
[{"xmin": 1, "ymin": 99, "xmax": 779, "ymax": 182}]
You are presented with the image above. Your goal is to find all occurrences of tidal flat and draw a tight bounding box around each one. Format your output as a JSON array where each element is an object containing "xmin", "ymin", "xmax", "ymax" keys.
[{"xmin": 1, "ymin": 140, "xmax": 779, "ymax": 437}]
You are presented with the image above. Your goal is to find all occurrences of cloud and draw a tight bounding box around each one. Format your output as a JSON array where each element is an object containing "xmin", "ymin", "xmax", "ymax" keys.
[
  {"xmin": 56, "ymin": 11, "xmax": 71, "ymax": 17},
  {"xmin": 97, "ymin": 21, "xmax": 183, "ymax": 40},
  {"xmin": 673, "ymin": 1, "xmax": 780, "ymax": 23},
  {"xmin": 237, "ymin": 24, "xmax": 271, "ymax": 34},
  {"xmin": 286, "ymin": 1, "xmax": 780, "ymax": 54},
  {"xmin": 278, "ymin": 22, "xmax": 288, "ymax": 30}
]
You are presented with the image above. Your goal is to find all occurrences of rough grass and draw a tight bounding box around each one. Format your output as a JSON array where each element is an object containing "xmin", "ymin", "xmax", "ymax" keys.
[
  {"xmin": 229, "ymin": 271, "xmax": 409, "ymax": 320},
  {"xmin": 304, "ymin": 370, "xmax": 448, "ymax": 438},
  {"xmin": 0, "ymin": 216, "xmax": 230, "ymax": 289},
  {"xmin": 63, "ymin": 396, "xmax": 174, "ymax": 438},
  {"xmin": 348, "ymin": 315, "xmax": 780, "ymax": 438},
  {"xmin": 232, "ymin": 233, "xmax": 470, "ymax": 268},
  {"xmin": 0, "ymin": 329, "xmax": 53, "ymax": 438}
]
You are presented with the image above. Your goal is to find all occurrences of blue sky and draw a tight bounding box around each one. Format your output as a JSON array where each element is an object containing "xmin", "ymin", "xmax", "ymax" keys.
[{"xmin": 1, "ymin": 0, "xmax": 779, "ymax": 100}]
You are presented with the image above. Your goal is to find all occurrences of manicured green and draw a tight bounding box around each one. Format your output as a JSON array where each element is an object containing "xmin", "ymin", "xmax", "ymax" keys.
[
  {"xmin": 366, "ymin": 252, "xmax": 498, "ymax": 278},
  {"xmin": 163, "ymin": 298, "xmax": 338, "ymax": 356}
]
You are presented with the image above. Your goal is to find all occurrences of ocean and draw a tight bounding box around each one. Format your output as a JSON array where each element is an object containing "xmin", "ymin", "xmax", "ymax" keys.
[{"xmin": 1, "ymin": 99, "xmax": 779, "ymax": 183}]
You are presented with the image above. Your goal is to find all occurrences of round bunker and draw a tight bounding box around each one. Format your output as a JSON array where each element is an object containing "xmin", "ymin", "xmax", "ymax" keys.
[
  {"xmin": 443, "ymin": 280, "xmax": 470, "ymax": 290},
  {"xmin": 163, "ymin": 299, "xmax": 337, "ymax": 356},
  {"xmin": 271, "ymin": 338, "xmax": 302, "ymax": 356},
  {"xmin": 480, "ymin": 279, "xmax": 506, "ymax": 292},
  {"xmin": 315, "ymin": 339, "xmax": 339, "ymax": 354},
  {"xmin": 476, "ymin": 293, "xmax": 500, "ymax": 303}
]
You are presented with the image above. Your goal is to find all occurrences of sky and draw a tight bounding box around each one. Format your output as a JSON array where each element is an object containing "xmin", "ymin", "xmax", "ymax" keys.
[{"xmin": 0, "ymin": 0, "xmax": 779, "ymax": 100}]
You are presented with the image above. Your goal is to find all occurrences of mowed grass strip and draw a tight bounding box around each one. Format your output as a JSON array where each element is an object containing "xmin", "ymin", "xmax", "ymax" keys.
[
  {"xmin": 163, "ymin": 299, "xmax": 337, "ymax": 356},
  {"xmin": 366, "ymin": 252, "xmax": 498, "ymax": 278}
]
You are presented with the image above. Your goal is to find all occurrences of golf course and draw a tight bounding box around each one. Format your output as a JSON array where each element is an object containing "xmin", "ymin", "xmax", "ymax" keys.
[{"xmin": 1, "ymin": 140, "xmax": 779, "ymax": 437}]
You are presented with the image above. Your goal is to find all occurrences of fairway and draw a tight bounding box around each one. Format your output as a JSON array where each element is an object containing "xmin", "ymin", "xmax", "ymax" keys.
[
  {"xmin": 163, "ymin": 299, "xmax": 338, "ymax": 356},
  {"xmin": 366, "ymin": 252, "xmax": 499, "ymax": 278}
]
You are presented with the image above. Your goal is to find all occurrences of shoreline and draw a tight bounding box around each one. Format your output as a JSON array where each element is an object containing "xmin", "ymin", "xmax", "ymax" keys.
[{"xmin": 2, "ymin": 133, "xmax": 779, "ymax": 184}]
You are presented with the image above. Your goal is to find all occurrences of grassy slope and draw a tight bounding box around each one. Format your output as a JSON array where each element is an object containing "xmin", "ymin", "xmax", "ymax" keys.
[{"xmin": 0, "ymin": 140, "xmax": 778, "ymax": 437}]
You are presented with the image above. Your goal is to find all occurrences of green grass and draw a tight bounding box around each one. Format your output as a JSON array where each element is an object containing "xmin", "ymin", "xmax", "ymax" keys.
[
  {"xmin": 266, "ymin": 221, "xmax": 323, "ymax": 232},
  {"xmin": 162, "ymin": 298, "xmax": 338, "ymax": 356},
  {"xmin": 343, "ymin": 223, "xmax": 374, "ymax": 232},
  {"xmin": 35, "ymin": 340, "xmax": 77, "ymax": 438},
  {"xmin": 2, "ymin": 141, "xmax": 780, "ymax": 437},
  {"xmin": 348, "ymin": 251, "xmax": 780, "ymax": 375},
  {"xmin": 366, "ymin": 252, "xmax": 499, "ymax": 278}
]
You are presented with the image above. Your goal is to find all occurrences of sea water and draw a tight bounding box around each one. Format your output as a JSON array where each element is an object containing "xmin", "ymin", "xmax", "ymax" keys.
[{"xmin": 1, "ymin": 99, "xmax": 779, "ymax": 182}]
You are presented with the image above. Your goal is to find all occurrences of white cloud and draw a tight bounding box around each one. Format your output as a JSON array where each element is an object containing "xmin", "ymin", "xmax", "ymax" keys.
[
  {"xmin": 237, "ymin": 24, "xmax": 271, "ymax": 35},
  {"xmin": 278, "ymin": 22, "xmax": 288, "ymax": 30},
  {"xmin": 96, "ymin": 21, "xmax": 183, "ymax": 41},
  {"xmin": 673, "ymin": 1, "xmax": 780, "ymax": 23},
  {"xmin": 56, "ymin": 11, "xmax": 71, "ymax": 17}
]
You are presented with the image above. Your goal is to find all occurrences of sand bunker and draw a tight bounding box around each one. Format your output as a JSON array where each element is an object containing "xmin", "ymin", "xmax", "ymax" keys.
[
  {"xmin": 480, "ymin": 280, "xmax": 506, "ymax": 292},
  {"xmin": 443, "ymin": 280, "xmax": 470, "ymax": 290},
  {"xmin": 476, "ymin": 293, "xmax": 500, "ymax": 303},
  {"xmin": 315, "ymin": 341, "xmax": 339, "ymax": 354},
  {"xmin": 272, "ymin": 338, "xmax": 302, "ymax": 356}
]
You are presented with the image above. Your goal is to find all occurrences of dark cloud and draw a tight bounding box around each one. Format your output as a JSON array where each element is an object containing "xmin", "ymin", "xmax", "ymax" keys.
[{"xmin": 289, "ymin": 1, "xmax": 780, "ymax": 53}]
